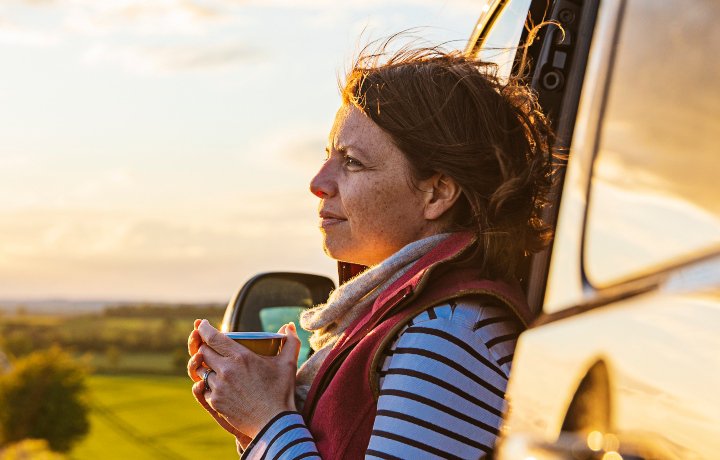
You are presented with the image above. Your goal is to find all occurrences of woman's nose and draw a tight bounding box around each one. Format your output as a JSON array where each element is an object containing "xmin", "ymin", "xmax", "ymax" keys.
[{"xmin": 310, "ymin": 160, "xmax": 337, "ymax": 198}]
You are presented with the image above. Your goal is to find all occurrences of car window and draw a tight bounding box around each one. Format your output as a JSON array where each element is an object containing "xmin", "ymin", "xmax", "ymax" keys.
[
  {"xmin": 473, "ymin": 0, "xmax": 531, "ymax": 82},
  {"xmin": 584, "ymin": 0, "xmax": 720, "ymax": 286},
  {"xmin": 259, "ymin": 306, "xmax": 312, "ymax": 364}
]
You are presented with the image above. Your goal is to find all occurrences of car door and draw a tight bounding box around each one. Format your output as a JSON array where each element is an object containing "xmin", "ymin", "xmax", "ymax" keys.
[{"xmin": 496, "ymin": 0, "xmax": 720, "ymax": 458}]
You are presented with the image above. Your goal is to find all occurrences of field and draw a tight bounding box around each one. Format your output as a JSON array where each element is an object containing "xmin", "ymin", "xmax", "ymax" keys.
[
  {"xmin": 0, "ymin": 306, "xmax": 227, "ymax": 374},
  {"xmin": 0, "ymin": 305, "xmax": 307, "ymax": 458},
  {"xmin": 0, "ymin": 306, "xmax": 238, "ymax": 458},
  {"xmin": 71, "ymin": 375, "xmax": 238, "ymax": 460}
]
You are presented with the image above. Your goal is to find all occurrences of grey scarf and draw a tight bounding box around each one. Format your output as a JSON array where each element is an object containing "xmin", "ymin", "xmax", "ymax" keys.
[{"xmin": 295, "ymin": 233, "xmax": 450, "ymax": 409}]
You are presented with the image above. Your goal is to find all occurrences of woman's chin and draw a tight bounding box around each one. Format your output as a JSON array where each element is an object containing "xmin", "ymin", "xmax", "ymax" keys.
[
  {"xmin": 322, "ymin": 242, "xmax": 350, "ymax": 263},
  {"xmin": 323, "ymin": 242, "xmax": 389, "ymax": 267},
  {"xmin": 323, "ymin": 240, "xmax": 364, "ymax": 266}
]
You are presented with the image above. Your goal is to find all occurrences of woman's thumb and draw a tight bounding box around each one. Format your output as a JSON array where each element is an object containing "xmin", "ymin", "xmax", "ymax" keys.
[{"xmin": 280, "ymin": 322, "xmax": 301, "ymax": 363}]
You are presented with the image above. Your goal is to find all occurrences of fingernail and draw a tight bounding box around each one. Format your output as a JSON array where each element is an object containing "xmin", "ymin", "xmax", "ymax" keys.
[{"xmin": 288, "ymin": 322, "xmax": 296, "ymax": 331}]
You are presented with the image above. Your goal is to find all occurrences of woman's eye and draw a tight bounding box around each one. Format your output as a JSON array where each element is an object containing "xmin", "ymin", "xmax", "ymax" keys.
[{"xmin": 343, "ymin": 155, "xmax": 364, "ymax": 170}]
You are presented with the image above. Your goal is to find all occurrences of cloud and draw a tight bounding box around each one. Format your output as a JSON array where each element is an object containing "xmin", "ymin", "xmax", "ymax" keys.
[
  {"xmin": 237, "ymin": 0, "xmax": 477, "ymax": 10},
  {"xmin": 3, "ymin": 0, "xmax": 477, "ymax": 75},
  {"xmin": 250, "ymin": 123, "xmax": 326, "ymax": 166},
  {"xmin": 231, "ymin": 122, "xmax": 329, "ymax": 194},
  {"xmin": 0, "ymin": 201, "xmax": 335, "ymax": 301},
  {"xmin": 0, "ymin": 167, "xmax": 137, "ymax": 211},
  {"xmin": 0, "ymin": 18, "xmax": 61, "ymax": 46},
  {"xmin": 0, "ymin": 0, "xmax": 253, "ymax": 59},
  {"xmin": 83, "ymin": 41, "xmax": 259, "ymax": 74},
  {"xmin": 2, "ymin": 0, "xmax": 251, "ymax": 37},
  {"xmin": 62, "ymin": 0, "xmax": 231, "ymax": 36},
  {"xmin": 1, "ymin": 0, "xmax": 263, "ymax": 74}
]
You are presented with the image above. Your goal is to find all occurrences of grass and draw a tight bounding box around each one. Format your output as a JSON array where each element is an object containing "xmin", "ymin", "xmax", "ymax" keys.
[
  {"xmin": 81, "ymin": 351, "xmax": 180, "ymax": 374},
  {"xmin": 70, "ymin": 375, "xmax": 238, "ymax": 460}
]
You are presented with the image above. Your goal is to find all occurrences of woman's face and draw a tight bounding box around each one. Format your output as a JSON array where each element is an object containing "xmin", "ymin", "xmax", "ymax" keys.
[{"xmin": 310, "ymin": 105, "xmax": 436, "ymax": 266}]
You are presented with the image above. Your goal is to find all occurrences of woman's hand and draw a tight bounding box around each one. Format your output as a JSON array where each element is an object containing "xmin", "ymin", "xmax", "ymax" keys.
[
  {"xmin": 188, "ymin": 322, "xmax": 250, "ymax": 444},
  {"xmin": 187, "ymin": 319, "xmax": 204, "ymax": 381},
  {"xmin": 188, "ymin": 320, "xmax": 301, "ymax": 439},
  {"xmin": 189, "ymin": 358, "xmax": 252, "ymax": 447}
]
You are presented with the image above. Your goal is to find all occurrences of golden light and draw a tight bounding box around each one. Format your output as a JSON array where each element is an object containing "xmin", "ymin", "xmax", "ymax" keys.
[
  {"xmin": 586, "ymin": 430, "xmax": 604, "ymax": 451},
  {"xmin": 603, "ymin": 433, "xmax": 620, "ymax": 453}
]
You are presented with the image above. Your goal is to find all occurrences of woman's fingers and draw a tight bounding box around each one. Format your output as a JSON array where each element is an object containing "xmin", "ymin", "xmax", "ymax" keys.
[
  {"xmin": 198, "ymin": 343, "xmax": 226, "ymax": 371},
  {"xmin": 281, "ymin": 322, "xmax": 302, "ymax": 363},
  {"xmin": 187, "ymin": 352, "xmax": 204, "ymax": 382},
  {"xmin": 192, "ymin": 380, "xmax": 206, "ymax": 401},
  {"xmin": 192, "ymin": 380, "xmax": 244, "ymax": 438},
  {"xmin": 188, "ymin": 329, "xmax": 202, "ymax": 356},
  {"xmin": 192, "ymin": 378, "xmax": 215, "ymax": 412},
  {"xmin": 192, "ymin": 365, "xmax": 217, "ymax": 394},
  {"xmin": 197, "ymin": 319, "xmax": 236, "ymax": 357},
  {"xmin": 188, "ymin": 319, "xmax": 204, "ymax": 356}
]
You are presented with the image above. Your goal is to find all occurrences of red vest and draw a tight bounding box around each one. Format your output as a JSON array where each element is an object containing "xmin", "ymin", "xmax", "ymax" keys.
[{"xmin": 301, "ymin": 232, "xmax": 533, "ymax": 459}]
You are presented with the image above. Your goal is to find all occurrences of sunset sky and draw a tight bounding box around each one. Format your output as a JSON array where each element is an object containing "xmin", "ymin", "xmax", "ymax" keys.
[{"xmin": 0, "ymin": 0, "xmax": 481, "ymax": 302}]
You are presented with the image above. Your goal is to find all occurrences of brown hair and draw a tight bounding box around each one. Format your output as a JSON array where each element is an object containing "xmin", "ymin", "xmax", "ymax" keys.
[{"xmin": 341, "ymin": 40, "xmax": 554, "ymax": 281}]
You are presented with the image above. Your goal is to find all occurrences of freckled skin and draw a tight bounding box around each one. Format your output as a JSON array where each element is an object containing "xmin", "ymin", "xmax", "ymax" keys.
[{"xmin": 310, "ymin": 105, "xmax": 440, "ymax": 266}]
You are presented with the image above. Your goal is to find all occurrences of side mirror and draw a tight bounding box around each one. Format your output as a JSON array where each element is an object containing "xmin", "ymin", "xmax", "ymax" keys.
[{"xmin": 220, "ymin": 272, "xmax": 335, "ymax": 363}]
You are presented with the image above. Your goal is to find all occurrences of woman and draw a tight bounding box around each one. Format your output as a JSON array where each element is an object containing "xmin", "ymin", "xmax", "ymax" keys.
[{"xmin": 188, "ymin": 42, "xmax": 553, "ymax": 459}]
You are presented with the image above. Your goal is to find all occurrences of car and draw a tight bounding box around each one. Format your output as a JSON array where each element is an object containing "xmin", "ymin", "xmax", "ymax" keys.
[{"xmin": 221, "ymin": 0, "xmax": 720, "ymax": 458}]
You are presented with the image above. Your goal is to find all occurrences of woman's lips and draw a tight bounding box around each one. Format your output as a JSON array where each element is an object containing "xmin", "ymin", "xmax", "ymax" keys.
[
  {"xmin": 320, "ymin": 217, "xmax": 345, "ymax": 228},
  {"xmin": 319, "ymin": 212, "xmax": 346, "ymax": 228}
]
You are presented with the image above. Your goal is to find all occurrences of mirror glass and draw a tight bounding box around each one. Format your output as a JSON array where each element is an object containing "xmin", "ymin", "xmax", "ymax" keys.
[
  {"xmin": 474, "ymin": 0, "xmax": 531, "ymax": 82},
  {"xmin": 259, "ymin": 306, "xmax": 313, "ymax": 365},
  {"xmin": 222, "ymin": 272, "xmax": 334, "ymax": 364},
  {"xmin": 584, "ymin": 0, "xmax": 720, "ymax": 286}
]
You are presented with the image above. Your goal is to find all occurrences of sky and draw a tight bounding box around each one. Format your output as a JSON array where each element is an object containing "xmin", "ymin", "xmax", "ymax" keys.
[{"xmin": 0, "ymin": 0, "xmax": 482, "ymax": 302}]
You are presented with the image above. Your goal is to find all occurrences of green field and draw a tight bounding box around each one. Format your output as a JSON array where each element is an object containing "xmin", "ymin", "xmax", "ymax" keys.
[
  {"xmin": 0, "ymin": 306, "xmax": 293, "ymax": 458},
  {"xmin": 70, "ymin": 375, "xmax": 238, "ymax": 460}
]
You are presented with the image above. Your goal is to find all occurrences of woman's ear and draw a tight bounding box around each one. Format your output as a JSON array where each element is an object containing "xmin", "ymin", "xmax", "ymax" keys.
[{"xmin": 422, "ymin": 173, "xmax": 462, "ymax": 221}]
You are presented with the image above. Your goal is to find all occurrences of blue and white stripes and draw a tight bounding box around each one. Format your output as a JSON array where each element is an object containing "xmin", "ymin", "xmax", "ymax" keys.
[
  {"xmin": 241, "ymin": 412, "xmax": 319, "ymax": 460},
  {"xmin": 242, "ymin": 298, "xmax": 522, "ymax": 460}
]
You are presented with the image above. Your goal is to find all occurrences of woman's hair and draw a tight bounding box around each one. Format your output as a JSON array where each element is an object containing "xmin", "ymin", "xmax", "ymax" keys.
[{"xmin": 341, "ymin": 38, "xmax": 555, "ymax": 282}]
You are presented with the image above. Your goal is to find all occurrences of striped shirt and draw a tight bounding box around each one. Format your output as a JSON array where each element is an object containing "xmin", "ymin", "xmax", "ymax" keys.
[{"xmin": 241, "ymin": 297, "xmax": 522, "ymax": 460}]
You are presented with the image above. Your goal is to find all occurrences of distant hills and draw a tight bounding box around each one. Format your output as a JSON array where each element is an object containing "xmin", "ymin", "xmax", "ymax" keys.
[{"xmin": 0, "ymin": 299, "xmax": 225, "ymax": 316}]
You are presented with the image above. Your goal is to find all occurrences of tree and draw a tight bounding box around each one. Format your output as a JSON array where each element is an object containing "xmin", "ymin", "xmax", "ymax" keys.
[{"xmin": 0, "ymin": 347, "xmax": 90, "ymax": 452}]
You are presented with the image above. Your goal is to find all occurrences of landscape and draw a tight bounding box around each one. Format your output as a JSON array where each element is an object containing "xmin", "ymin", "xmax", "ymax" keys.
[{"xmin": 0, "ymin": 302, "xmax": 239, "ymax": 459}]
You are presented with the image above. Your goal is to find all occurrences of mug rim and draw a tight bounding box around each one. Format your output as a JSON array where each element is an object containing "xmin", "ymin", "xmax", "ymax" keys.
[{"xmin": 223, "ymin": 332, "xmax": 285, "ymax": 340}]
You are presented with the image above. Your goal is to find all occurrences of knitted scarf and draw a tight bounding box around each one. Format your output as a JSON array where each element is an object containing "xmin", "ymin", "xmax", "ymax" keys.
[{"xmin": 295, "ymin": 233, "xmax": 450, "ymax": 409}]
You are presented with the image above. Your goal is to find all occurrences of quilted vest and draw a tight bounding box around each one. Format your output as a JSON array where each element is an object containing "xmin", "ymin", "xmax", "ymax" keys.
[{"xmin": 301, "ymin": 232, "xmax": 533, "ymax": 459}]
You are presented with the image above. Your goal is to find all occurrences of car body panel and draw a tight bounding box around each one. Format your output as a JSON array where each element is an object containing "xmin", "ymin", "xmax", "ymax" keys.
[{"xmin": 504, "ymin": 272, "xmax": 720, "ymax": 458}]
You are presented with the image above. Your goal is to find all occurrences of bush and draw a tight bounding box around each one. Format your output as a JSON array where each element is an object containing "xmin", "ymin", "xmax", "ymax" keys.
[{"xmin": 0, "ymin": 347, "xmax": 90, "ymax": 452}]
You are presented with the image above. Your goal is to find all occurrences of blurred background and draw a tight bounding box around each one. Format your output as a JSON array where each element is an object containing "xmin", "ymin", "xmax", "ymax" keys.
[{"xmin": 0, "ymin": 0, "xmax": 480, "ymax": 458}]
